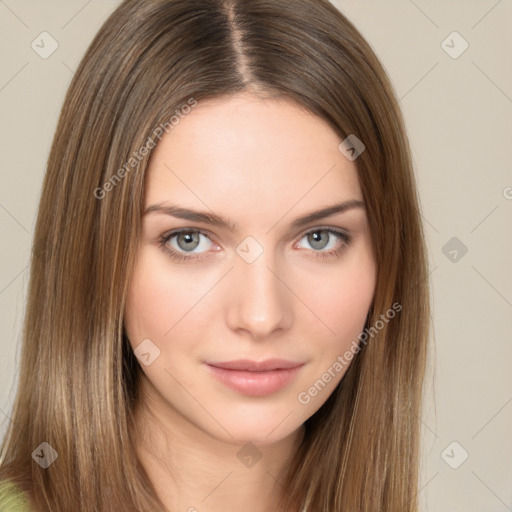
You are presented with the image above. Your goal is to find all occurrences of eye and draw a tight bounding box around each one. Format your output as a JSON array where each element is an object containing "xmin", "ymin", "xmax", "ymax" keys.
[
  {"xmin": 295, "ymin": 228, "xmax": 351, "ymax": 259},
  {"xmin": 158, "ymin": 227, "xmax": 351, "ymax": 263},
  {"xmin": 159, "ymin": 229, "xmax": 217, "ymax": 262}
]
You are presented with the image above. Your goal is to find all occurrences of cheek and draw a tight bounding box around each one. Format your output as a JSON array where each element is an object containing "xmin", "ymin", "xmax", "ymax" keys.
[
  {"xmin": 124, "ymin": 252, "xmax": 193, "ymax": 348},
  {"xmin": 124, "ymin": 250, "xmax": 222, "ymax": 353},
  {"xmin": 291, "ymin": 250, "xmax": 375, "ymax": 408},
  {"xmin": 294, "ymin": 247, "xmax": 376, "ymax": 353}
]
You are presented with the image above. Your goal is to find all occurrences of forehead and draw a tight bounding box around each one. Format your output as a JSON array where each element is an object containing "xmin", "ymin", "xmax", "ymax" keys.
[{"xmin": 144, "ymin": 93, "xmax": 362, "ymax": 220}]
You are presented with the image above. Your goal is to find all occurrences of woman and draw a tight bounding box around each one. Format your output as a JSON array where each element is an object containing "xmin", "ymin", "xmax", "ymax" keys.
[{"xmin": 0, "ymin": 0, "xmax": 430, "ymax": 510}]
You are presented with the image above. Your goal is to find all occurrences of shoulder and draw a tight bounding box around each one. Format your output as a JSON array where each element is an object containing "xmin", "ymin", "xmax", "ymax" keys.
[{"xmin": 0, "ymin": 479, "xmax": 31, "ymax": 511}]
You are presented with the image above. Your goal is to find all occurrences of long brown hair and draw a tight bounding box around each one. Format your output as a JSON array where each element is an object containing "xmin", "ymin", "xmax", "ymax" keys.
[{"xmin": 0, "ymin": 0, "xmax": 430, "ymax": 510}]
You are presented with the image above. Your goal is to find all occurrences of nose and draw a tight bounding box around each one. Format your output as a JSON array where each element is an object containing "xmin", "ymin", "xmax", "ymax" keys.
[{"xmin": 225, "ymin": 247, "xmax": 293, "ymax": 340}]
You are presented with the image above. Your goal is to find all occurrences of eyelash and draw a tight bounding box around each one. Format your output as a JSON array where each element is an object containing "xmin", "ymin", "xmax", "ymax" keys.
[{"xmin": 158, "ymin": 227, "xmax": 351, "ymax": 263}]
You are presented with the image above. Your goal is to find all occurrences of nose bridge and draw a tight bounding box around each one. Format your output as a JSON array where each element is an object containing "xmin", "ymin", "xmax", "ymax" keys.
[{"xmin": 226, "ymin": 240, "xmax": 292, "ymax": 338}]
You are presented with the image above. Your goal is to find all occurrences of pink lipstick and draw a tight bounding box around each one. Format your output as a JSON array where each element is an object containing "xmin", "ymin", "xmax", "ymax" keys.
[{"xmin": 204, "ymin": 358, "xmax": 304, "ymax": 396}]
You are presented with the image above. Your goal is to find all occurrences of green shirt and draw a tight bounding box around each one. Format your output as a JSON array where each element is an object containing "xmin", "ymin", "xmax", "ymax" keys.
[
  {"xmin": 0, "ymin": 480, "xmax": 30, "ymax": 511},
  {"xmin": 0, "ymin": 479, "xmax": 307, "ymax": 511}
]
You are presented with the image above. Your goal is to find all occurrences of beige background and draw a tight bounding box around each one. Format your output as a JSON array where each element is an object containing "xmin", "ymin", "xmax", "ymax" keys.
[{"xmin": 1, "ymin": 1, "xmax": 511, "ymax": 510}]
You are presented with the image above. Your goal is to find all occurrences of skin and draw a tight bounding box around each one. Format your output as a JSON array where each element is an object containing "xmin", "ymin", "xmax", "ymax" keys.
[{"xmin": 124, "ymin": 92, "xmax": 377, "ymax": 512}]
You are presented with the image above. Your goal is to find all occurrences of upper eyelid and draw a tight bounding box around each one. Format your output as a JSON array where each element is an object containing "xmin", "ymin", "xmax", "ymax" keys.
[{"xmin": 163, "ymin": 227, "xmax": 219, "ymax": 245}]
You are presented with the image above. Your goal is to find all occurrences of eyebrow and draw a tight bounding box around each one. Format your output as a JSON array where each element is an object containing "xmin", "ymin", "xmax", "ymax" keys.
[{"xmin": 143, "ymin": 199, "xmax": 365, "ymax": 232}]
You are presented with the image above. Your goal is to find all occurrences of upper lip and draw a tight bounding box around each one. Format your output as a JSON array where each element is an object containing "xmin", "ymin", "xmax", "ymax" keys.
[{"xmin": 206, "ymin": 359, "xmax": 304, "ymax": 371}]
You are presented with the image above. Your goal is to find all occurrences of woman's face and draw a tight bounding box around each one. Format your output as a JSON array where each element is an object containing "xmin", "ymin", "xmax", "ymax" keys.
[{"xmin": 124, "ymin": 92, "xmax": 376, "ymax": 445}]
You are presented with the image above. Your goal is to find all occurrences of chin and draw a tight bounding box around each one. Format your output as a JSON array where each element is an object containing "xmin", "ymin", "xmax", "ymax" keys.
[{"xmin": 200, "ymin": 409, "xmax": 306, "ymax": 447}]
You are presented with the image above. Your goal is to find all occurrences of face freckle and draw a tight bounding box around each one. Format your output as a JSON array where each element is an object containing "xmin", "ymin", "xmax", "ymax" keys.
[{"xmin": 124, "ymin": 92, "xmax": 377, "ymax": 446}]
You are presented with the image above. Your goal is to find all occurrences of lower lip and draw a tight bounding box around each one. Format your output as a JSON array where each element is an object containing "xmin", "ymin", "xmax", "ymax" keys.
[{"xmin": 205, "ymin": 364, "xmax": 304, "ymax": 396}]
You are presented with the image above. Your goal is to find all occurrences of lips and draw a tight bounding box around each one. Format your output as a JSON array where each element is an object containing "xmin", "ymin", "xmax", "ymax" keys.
[
  {"xmin": 204, "ymin": 359, "xmax": 305, "ymax": 396},
  {"xmin": 206, "ymin": 358, "xmax": 303, "ymax": 372}
]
